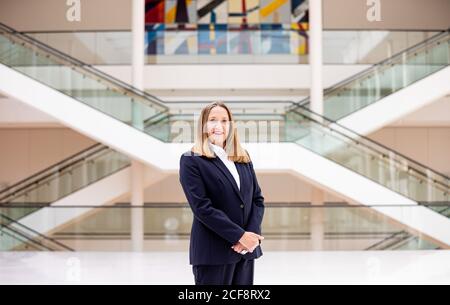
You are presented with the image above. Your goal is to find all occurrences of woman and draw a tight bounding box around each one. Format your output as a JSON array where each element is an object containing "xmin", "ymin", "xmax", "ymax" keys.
[{"xmin": 179, "ymin": 101, "xmax": 265, "ymax": 285}]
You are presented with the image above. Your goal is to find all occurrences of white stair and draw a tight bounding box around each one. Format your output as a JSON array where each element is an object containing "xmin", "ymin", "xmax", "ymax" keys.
[{"xmin": 336, "ymin": 66, "xmax": 450, "ymax": 135}]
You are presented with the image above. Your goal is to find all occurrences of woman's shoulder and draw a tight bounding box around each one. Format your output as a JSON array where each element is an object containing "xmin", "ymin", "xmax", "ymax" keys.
[
  {"xmin": 180, "ymin": 152, "xmax": 215, "ymax": 175},
  {"xmin": 181, "ymin": 151, "xmax": 196, "ymax": 158},
  {"xmin": 180, "ymin": 151, "xmax": 209, "ymax": 164}
]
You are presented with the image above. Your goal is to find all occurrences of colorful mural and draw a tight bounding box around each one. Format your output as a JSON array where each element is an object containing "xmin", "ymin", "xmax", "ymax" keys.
[
  {"xmin": 260, "ymin": 0, "xmax": 291, "ymax": 24},
  {"xmin": 198, "ymin": 0, "xmax": 228, "ymax": 24},
  {"xmin": 165, "ymin": 0, "xmax": 197, "ymax": 24},
  {"xmin": 145, "ymin": 0, "xmax": 165, "ymax": 24},
  {"xmin": 198, "ymin": 24, "xmax": 228, "ymax": 54},
  {"xmin": 144, "ymin": 0, "xmax": 309, "ymax": 56}
]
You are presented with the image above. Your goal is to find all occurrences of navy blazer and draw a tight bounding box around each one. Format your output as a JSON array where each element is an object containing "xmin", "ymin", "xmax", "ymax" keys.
[{"xmin": 179, "ymin": 151, "xmax": 265, "ymax": 266}]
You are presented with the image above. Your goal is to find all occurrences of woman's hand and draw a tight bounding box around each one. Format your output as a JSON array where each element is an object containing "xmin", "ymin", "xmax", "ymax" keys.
[
  {"xmin": 236, "ymin": 232, "xmax": 264, "ymax": 253},
  {"xmin": 231, "ymin": 242, "xmax": 248, "ymax": 254}
]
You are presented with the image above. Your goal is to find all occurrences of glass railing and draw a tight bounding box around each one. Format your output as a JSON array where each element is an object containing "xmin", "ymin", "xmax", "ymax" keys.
[
  {"xmin": 364, "ymin": 231, "xmax": 438, "ymax": 251},
  {"xmin": 0, "ymin": 203, "xmax": 444, "ymax": 252},
  {"xmin": 0, "ymin": 109, "xmax": 447, "ymax": 228},
  {"xmin": 0, "ymin": 212, "xmax": 73, "ymax": 251},
  {"xmin": 23, "ymin": 30, "xmax": 441, "ymax": 65},
  {"xmin": 0, "ymin": 225, "xmax": 47, "ymax": 251},
  {"xmin": 425, "ymin": 203, "xmax": 450, "ymax": 218},
  {"xmin": 146, "ymin": 112, "xmax": 286, "ymax": 143},
  {"xmin": 293, "ymin": 29, "xmax": 450, "ymax": 120},
  {"xmin": 0, "ymin": 144, "xmax": 130, "ymax": 224},
  {"xmin": 322, "ymin": 30, "xmax": 443, "ymax": 64},
  {"xmin": 0, "ymin": 112, "xmax": 285, "ymax": 230},
  {"xmin": 285, "ymin": 107, "xmax": 449, "ymax": 207},
  {"xmin": 0, "ymin": 145, "xmax": 130, "ymax": 206},
  {"xmin": 166, "ymin": 100, "xmax": 293, "ymax": 115},
  {"xmin": 0, "ymin": 23, "xmax": 290, "ymax": 143},
  {"xmin": 0, "ymin": 22, "xmax": 170, "ymax": 135}
]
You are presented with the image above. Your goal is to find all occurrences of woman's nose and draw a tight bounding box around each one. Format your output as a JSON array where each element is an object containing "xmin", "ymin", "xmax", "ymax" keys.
[{"xmin": 213, "ymin": 124, "xmax": 224, "ymax": 132}]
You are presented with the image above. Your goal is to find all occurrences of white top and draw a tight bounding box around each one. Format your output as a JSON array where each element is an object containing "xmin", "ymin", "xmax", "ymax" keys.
[{"xmin": 210, "ymin": 144, "xmax": 240, "ymax": 190}]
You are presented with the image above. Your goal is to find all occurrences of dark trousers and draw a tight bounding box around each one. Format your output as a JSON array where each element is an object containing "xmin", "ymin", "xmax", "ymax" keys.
[{"xmin": 193, "ymin": 258, "xmax": 255, "ymax": 285}]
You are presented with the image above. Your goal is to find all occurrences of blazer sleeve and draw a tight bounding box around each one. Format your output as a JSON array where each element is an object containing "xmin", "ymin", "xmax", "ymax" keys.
[
  {"xmin": 245, "ymin": 160, "xmax": 265, "ymax": 235},
  {"xmin": 179, "ymin": 154, "xmax": 245, "ymax": 245}
]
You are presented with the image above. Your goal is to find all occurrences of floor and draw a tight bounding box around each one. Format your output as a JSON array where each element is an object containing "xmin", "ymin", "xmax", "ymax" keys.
[{"xmin": 0, "ymin": 251, "xmax": 449, "ymax": 285}]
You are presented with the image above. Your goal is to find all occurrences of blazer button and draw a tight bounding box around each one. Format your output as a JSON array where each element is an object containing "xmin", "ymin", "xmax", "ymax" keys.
[{"xmin": 240, "ymin": 204, "xmax": 244, "ymax": 209}]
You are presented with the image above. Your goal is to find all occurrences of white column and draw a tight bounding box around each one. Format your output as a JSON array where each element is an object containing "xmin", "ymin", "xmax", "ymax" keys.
[
  {"xmin": 310, "ymin": 0, "xmax": 324, "ymax": 116},
  {"xmin": 131, "ymin": 0, "xmax": 145, "ymax": 252},
  {"xmin": 131, "ymin": 160, "xmax": 145, "ymax": 252},
  {"xmin": 310, "ymin": 188, "xmax": 325, "ymax": 251},
  {"xmin": 132, "ymin": 0, "xmax": 145, "ymax": 91}
]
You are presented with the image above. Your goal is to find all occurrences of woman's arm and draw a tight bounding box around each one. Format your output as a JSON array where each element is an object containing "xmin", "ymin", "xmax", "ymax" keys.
[
  {"xmin": 245, "ymin": 161, "xmax": 265, "ymax": 235},
  {"xmin": 179, "ymin": 154, "xmax": 245, "ymax": 245}
]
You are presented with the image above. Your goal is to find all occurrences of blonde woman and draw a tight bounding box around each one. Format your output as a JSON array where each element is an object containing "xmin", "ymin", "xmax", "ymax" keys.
[{"xmin": 179, "ymin": 102, "xmax": 265, "ymax": 285}]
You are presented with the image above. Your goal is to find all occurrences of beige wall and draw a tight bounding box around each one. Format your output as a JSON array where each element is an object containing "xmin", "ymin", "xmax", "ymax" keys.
[
  {"xmin": 0, "ymin": 0, "xmax": 131, "ymax": 32},
  {"xmin": 0, "ymin": 0, "xmax": 448, "ymax": 32},
  {"xmin": 0, "ymin": 128, "xmax": 95, "ymax": 189},
  {"xmin": 323, "ymin": 0, "xmax": 450, "ymax": 30}
]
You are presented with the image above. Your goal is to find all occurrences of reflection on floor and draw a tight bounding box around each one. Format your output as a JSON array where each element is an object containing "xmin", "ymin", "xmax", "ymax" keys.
[{"xmin": 0, "ymin": 251, "xmax": 449, "ymax": 285}]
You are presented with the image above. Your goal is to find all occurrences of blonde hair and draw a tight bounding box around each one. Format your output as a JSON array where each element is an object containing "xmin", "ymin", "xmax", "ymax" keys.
[{"xmin": 192, "ymin": 102, "xmax": 251, "ymax": 163}]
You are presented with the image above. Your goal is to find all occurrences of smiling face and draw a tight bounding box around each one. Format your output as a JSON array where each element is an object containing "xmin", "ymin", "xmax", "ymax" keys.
[{"xmin": 205, "ymin": 106, "xmax": 231, "ymax": 148}]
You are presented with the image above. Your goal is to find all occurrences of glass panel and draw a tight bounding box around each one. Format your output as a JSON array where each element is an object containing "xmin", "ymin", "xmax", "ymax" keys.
[
  {"xmin": 21, "ymin": 29, "xmax": 442, "ymax": 65},
  {"xmin": 0, "ymin": 24, "xmax": 169, "ymax": 140},
  {"xmin": 285, "ymin": 108, "xmax": 449, "ymax": 208},
  {"xmin": 1, "ymin": 204, "xmax": 445, "ymax": 252},
  {"xmin": 0, "ymin": 213, "xmax": 71, "ymax": 251},
  {"xmin": 320, "ymin": 31, "xmax": 450, "ymax": 121},
  {"xmin": 0, "ymin": 145, "xmax": 131, "ymax": 223},
  {"xmin": 0, "ymin": 226, "xmax": 44, "ymax": 251},
  {"xmin": 0, "ymin": 108, "xmax": 285, "ymax": 234}
]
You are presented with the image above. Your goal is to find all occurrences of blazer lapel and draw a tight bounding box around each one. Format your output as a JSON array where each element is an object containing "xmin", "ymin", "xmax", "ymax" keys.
[{"xmin": 211, "ymin": 157, "xmax": 245, "ymax": 204}]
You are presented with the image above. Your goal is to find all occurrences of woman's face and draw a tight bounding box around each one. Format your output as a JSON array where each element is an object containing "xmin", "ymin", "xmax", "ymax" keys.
[{"xmin": 206, "ymin": 106, "xmax": 230, "ymax": 147}]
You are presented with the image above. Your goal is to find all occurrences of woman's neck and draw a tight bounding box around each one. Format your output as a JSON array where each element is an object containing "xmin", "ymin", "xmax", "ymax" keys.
[{"xmin": 211, "ymin": 141, "xmax": 224, "ymax": 149}]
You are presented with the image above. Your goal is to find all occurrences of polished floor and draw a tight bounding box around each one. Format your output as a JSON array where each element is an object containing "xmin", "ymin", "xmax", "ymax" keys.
[{"xmin": 0, "ymin": 251, "xmax": 449, "ymax": 285}]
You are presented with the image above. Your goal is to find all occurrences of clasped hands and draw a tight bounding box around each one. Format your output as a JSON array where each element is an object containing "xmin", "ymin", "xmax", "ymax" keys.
[{"xmin": 231, "ymin": 232, "xmax": 264, "ymax": 255}]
